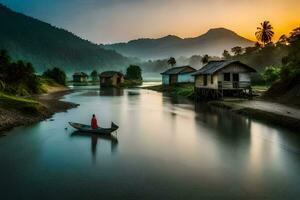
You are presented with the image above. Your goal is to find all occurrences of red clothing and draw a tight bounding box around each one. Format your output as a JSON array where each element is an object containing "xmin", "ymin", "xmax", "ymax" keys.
[{"xmin": 91, "ymin": 117, "xmax": 98, "ymax": 129}]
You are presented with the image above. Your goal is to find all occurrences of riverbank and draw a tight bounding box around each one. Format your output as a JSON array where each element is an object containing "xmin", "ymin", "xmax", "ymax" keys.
[
  {"xmin": 146, "ymin": 84, "xmax": 300, "ymax": 130},
  {"xmin": 0, "ymin": 86, "xmax": 78, "ymax": 134},
  {"xmin": 209, "ymin": 99, "xmax": 300, "ymax": 130}
]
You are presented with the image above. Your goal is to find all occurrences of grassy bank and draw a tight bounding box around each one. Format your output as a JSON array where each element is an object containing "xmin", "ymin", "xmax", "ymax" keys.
[
  {"xmin": 0, "ymin": 81, "xmax": 76, "ymax": 134},
  {"xmin": 145, "ymin": 84, "xmax": 194, "ymax": 98},
  {"xmin": 0, "ymin": 93, "xmax": 46, "ymax": 114},
  {"xmin": 123, "ymin": 79, "xmax": 143, "ymax": 88}
]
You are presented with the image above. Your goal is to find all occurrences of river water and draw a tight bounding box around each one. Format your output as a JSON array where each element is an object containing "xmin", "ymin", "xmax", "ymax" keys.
[{"xmin": 0, "ymin": 86, "xmax": 299, "ymax": 199}]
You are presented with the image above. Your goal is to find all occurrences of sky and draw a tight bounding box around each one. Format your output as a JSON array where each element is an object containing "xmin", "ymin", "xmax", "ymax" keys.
[{"xmin": 1, "ymin": 0, "xmax": 299, "ymax": 44}]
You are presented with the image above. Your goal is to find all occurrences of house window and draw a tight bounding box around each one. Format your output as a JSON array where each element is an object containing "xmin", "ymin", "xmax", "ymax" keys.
[
  {"xmin": 203, "ymin": 75, "xmax": 207, "ymax": 86},
  {"xmin": 210, "ymin": 75, "xmax": 214, "ymax": 84},
  {"xmin": 224, "ymin": 73, "xmax": 231, "ymax": 81}
]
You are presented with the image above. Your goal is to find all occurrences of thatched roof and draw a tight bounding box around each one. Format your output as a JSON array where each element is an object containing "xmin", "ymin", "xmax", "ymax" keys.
[
  {"xmin": 73, "ymin": 72, "xmax": 88, "ymax": 77},
  {"xmin": 99, "ymin": 71, "xmax": 124, "ymax": 78},
  {"xmin": 161, "ymin": 66, "xmax": 196, "ymax": 75},
  {"xmin": 192, "ymin": 60, "xmax": 256, "ymax": 75}
]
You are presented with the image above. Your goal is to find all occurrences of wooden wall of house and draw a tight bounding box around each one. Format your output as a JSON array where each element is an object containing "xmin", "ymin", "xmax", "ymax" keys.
[
  {"xmin": 111, "ymin": 74, "xmax": 124, "ymax": 85},
  {"xmin": 178, "ymin": 73, "xmax": 194, "ymax": 83},
  {"xmin": 162, "ymin": 74, "xmax": 169, "ymax": 85},
  {"xmin": 195, "ymin": 74, "xmax": 218, "ymax": 89}
]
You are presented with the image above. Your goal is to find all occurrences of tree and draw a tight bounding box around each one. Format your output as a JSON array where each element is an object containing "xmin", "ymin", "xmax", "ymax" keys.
[
  {"xmin": 255, "ymin": 21, "xmax": 274, "ymax": 46},
  {"xmin": 201, "ymin": 54, "xmax": 210, "ymax": 65},
  {"xmin": 280, "ymin": 27, "xmax": 300, "ymax": 79},
  {"xmin": 262, "ymin": 66, "xmax": 281, "ymax": 84},
  {"xmin": 43, "ymin": 67, "xmax": 67, "ymax": 85},
  {"xmin": 277, "ymin": 34, "xmax": 288, "ymax": 45},
  {"xmin": 231, "ymin": 46, "xmax": 243, "ymax": 56},
  {"xmin": 125, "ymin": 65, "xmax": 142, "ymax": 80},
  {"xmin": 90, "ymin": 70, "xmax": 98, "ymax": 82},
  {"xmin": 255, "ymin": 42, "xmax": 262, "ymax": 49},
  {"xmin": 0, "ymin": 49, "xmax": 11, "ymax": 67},
  {"xmin": 167, "ymin": 57, "xmax": 176, "ymax": 67},
  {"xmin": 222, "ymin": 50, "xmax": 231, "ymax": 59}
]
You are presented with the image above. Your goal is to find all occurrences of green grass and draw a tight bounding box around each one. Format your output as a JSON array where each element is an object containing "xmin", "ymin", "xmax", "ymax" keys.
[
  {"xmin": 0, "ymin": 92, "xmax": 44, "ymax": 114},
  {"xmin": 122, "ymin": 79, "xmax": 143, "ymax": 87},
  {"xmin": 145, "ymin": 83, "xmax": 195, "ymax": 98}
]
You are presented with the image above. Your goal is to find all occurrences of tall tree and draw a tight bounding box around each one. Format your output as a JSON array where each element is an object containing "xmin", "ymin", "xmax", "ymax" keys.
[
  {"xmin": 201, "ymin": 54, "xmax": 210, "ymax": 65},
  {"xmin": 167, "ymin": 57, "xmax": 176, "ymax": 67},
  {"xmin": 255, "ymin": 21, "xmax": 274, "ymax": 46},
  {"xmin": 90, "ymin": 70, "xmax": 98, "ymax": 82},
  {"xmin": 125, "ymin": 65, "xmax": 142, "ymax": 80},
  {"xmin": 0, "ymin": 49, "xmax": 11, "ymax": 67},
  {"xmin": 231, "ymin": 46, "xmax": 243, "ymax": 56},
  {"xmin": 43, "ymin": 67, "xmax": 67, "ymax": 85},
  {"xmin": 222, "ymin": 50, "xmax": 231, "ymax": 59}
]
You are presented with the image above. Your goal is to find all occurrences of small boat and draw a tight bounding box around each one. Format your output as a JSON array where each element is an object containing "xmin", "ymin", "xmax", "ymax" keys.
[{"xmin": 69, "ymin": 122, "xmax": 119, "ymax": 134}]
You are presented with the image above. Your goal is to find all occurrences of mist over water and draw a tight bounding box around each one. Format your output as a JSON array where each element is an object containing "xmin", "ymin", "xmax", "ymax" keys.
[{"xmin": 0, "ymin": 86, "xmax": 299, "ymax": 199}]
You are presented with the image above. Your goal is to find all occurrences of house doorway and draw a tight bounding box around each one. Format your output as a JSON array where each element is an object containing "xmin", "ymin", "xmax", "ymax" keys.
[
  {"xmin": 117, "ymin": 77, "xmax": 121, "ymax": 84},
  {"xmin": 169, "ymin": 75, "xmax": 178, "ymax": 84},
  {"xmin": 233, "ymin": 73, "xmax": 239, "ymax": 88}
]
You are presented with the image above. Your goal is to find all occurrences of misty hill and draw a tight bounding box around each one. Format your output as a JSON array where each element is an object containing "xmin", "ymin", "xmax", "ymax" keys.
[
  {"xmin": 104, "ymin": 28, "xmax": 254, "ymax": 60},
  {"xmin": 0, "ymin": 4, "xmax": 131, "ymax": 73}
]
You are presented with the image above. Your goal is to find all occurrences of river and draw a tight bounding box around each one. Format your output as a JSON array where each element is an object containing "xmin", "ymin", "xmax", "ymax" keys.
[{"xmin": 0, "ymin": 86, "xmax": 299, "ymax": 199}]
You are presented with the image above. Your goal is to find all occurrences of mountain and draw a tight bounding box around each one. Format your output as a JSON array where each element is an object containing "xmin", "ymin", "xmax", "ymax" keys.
[
  {"xmin": 104, "ymin": 28, "xmax": 254, "ymax": 60},
  {"xmin": 0, "ymin": 4, "xmax": 131, "ymax": 73}
]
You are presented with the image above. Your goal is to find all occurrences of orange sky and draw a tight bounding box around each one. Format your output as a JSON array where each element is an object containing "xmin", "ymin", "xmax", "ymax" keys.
[{"xmin": 1, "ymin": 0, "xmax": 300, "ymax": 43}]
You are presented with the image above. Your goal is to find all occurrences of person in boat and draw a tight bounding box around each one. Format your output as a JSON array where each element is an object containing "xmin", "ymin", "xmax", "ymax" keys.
[{"xmin": 91, "ymin": 114, "xmax": 98, "ymax": 129}]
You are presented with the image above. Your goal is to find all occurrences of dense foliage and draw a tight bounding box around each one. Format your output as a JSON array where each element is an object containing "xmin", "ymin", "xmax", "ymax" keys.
[
  {"xmin": 0, "ymin": 49, "xmax": 41, "ymax": 95},
  {"xmin": 90, "ymin": 70, "xmax": 98, "ymax": 82},
  {"xmin": 43, "ymin": 67, "xmax": 67, "ymax": 85},
  {"xmin": 262, "ymin": 66, "xmax": 281, "ymax": 84},
  {"xmin": 125, "ymin": 65, "xmax": 142, "ymax": 80}
]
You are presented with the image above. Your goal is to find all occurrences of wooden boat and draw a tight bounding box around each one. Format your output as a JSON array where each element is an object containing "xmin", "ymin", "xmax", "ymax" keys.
[{"xmin": 69, "ymin": 122, "xmax": 119, "ymax": 134}]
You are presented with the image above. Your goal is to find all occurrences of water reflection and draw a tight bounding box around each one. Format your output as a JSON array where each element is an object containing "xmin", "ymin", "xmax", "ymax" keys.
[
  {"xmin": 70, "ymin": 131, "xmax": 118, "ymax": 163},
  {"xmin": 99, "ymin": 88, "xmax": 124, "ymax": 96}
]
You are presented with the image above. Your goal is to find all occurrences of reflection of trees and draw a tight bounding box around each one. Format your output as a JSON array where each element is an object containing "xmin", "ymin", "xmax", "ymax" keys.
[
  {"xmin": 194, "ymin": 103, "xmax": 251, "ymax": 144},
  {"xmin": 99, "ymin": 88, "xmax": 124, "ymax": 96}
]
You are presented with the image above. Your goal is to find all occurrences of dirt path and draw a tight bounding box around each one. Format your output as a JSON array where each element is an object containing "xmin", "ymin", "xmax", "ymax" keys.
[
  {"xmin": 232, "ymin": 100, "xmax": 300, "ymax": 120},
  {"xmin": 210, "ymin": 99, "xmax": 300, "ymax": 130}
]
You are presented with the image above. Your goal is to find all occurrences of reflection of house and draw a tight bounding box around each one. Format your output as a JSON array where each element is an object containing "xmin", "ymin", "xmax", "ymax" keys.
[
  {"xmin": 161, "ymin": 66, "xmax": 196, "ymax": 85},
  {"xmin": 99, "ymin": 71, "xmax": 124, "ymax": 87},
  {"xmin": 193, "ymin": 60, "xmax": 256, "ymax": 99},
  {"xmin": 73, "ymin": 72, "xmax": 88, "ymax": 83}
]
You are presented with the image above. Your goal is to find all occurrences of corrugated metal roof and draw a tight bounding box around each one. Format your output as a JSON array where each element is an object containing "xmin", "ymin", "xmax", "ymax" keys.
[
  {"xmin": 161, "ymin": 66, "xmax": 196, "ymax": 75},
  {"xmin": 99, "ymin": 71, "xmax": 124, "ymax": 78},
  {"xmin": 192, "ymin": 60, "xmax": 256, "ymax": 75}
]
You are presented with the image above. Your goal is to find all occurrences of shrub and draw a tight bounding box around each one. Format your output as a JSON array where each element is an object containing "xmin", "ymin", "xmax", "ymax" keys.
[
  {"xmin": 125, "ymin": 65, "xmax": 142, "ymax": 80},
  {"xmin": 262, "ymin": 66, "xmax": 281, "ymax": 84},
  {"xmin": 43, "ymin": 67, "xmax": 66, "ymax": 85}
]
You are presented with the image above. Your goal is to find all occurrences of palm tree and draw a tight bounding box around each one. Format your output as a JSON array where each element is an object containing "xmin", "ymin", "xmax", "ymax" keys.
[
  {"xmin": 90, "ymin": 70, "xmax": 98, "ymax": 82},
  {"xmin": 201, "ymin": 54, "xmax": 210, "ymax": 65},
  {"xmin": 255, "ymin": 21, "xmax": 274, "ymax": 46},
  {"xmin": 167, "ymin": 57, "xmax": 176, "ymax": 67}
]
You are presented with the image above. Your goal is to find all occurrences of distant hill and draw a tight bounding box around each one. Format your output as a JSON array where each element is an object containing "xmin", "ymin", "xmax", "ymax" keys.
[
  {"xmin": 104, "ymin": 28, "xmax": 254, "ymax": 60},
  {"xmin": 0, "ymin": 4, "xmax": 131, "ymax": 73}
]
